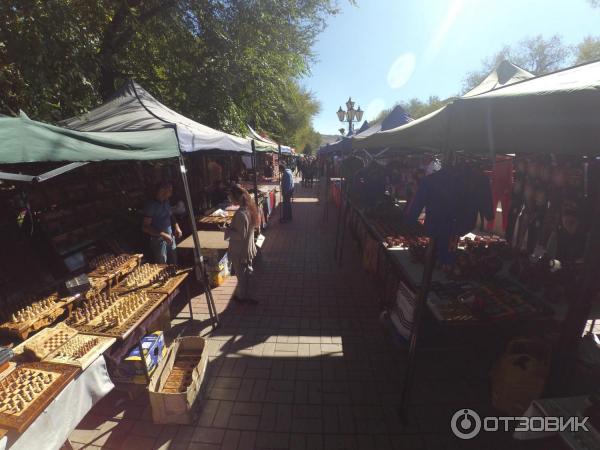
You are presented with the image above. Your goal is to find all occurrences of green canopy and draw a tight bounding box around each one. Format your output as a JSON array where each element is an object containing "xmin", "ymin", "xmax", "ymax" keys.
[
  {"xmin": 353, "ymin": 60, "xmax": 600, "ymax": 155},
  {"xmin": 0, "ymin": 112, "xmax": 179, "ymax": 164}
]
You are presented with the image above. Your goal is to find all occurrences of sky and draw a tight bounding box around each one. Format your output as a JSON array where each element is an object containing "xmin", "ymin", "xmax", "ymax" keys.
[{"xmin": 303, "ymin": 0, "xmax": 600, "ymax": 135}]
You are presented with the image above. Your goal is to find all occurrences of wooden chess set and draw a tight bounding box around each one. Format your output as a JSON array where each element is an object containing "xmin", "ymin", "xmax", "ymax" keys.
[
  {"xmin": 46, "ymin": 333, "xmax": 115, "ymax": 370},
  {"xmin": 87, "ymin": 253, "xmax": 142, "ymax": 280},
  {"xmin": 0, "ymin": 362, "xmax": 79, "ymax": 433},
  {"xmin": 115, "ymin": 264, "xmax": 190, "ymax": 295},
  {"xmin": 66, "ymin": 290, "xmax": 167, "ymax": 340},
  {"xmin": 160, "ymin": 351, "xmax": 202, "ymax": 393},
  {"xmin": 23, "ymin": 323, "xmax": 79, "ymax": 360},
  {"xmin": 0, "ymin": 293, "xmax": 78, "ymax": 340}
]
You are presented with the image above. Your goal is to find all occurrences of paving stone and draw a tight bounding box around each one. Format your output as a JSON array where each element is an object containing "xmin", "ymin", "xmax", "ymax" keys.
[
  {"xmin": 237, "ymin": 431, "xmax": 257, "ymax": 450},
  {"xmin": 228, "ymin": 414, "xmax": 261, "ymax": 430},
  {"xmin": 213, "ymin": 401, "xmax": 234, "ymax": 428},
  {"xmin": 259, "ymin": 403, "xmax": 278, "ymax": 431},
  {"xmin": 255, "ymin": 432, "xmax": 290, "ymax": 449},
  {"xmin": 192, "ymin": 427, "xmax": 225, "ymax": 444},
  {"xmin": 275, "ymin": 404, "xmax": 293, "ymax": 432}
]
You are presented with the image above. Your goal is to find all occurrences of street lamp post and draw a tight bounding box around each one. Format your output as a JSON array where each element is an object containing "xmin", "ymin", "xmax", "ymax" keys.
[{"xmin": 336, "ymin": 97, "xmax": 364, "ymax": 135}]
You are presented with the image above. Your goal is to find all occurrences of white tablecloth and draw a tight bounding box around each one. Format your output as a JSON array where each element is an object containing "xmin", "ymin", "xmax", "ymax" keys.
[{"xmin": 0, "ymin": 355, "xmax": 114, "ymax": 450}]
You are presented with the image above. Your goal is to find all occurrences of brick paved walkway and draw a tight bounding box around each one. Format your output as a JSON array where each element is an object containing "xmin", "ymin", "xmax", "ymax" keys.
[{"xmin": 69, "ymin": 182, "xmax": 542, "ymax": 450}]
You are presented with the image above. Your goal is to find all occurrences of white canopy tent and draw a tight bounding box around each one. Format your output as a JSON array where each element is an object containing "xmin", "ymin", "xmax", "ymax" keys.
[
  {"xmin": 462, "ymin": 60, "xmax": 533, "ymax": 97},
  {"xmin": 353, "ymin": 60, "xmax": 600, "ymax": 155},
  {"xmin": 62, "ymin": 80, "xmax": 251, "ymax": 154}
]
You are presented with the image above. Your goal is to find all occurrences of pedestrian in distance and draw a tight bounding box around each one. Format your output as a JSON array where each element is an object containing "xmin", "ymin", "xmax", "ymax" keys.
[{"xmin": 280, "ymin": 163, "xmax": 295, "ymax": 222}]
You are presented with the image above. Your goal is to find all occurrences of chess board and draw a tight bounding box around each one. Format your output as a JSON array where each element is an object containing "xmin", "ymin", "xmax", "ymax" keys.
[
  {"xmin": 0, "ymin": 293, "xmax": 78, "ymax": 340},
  {"xmin": 161, "ymin": 352, "xmax": 203, "ymax": 393},
  {"xmin": 146, "ymin": 271, "xmax": 190, "ymax": 295},
  {"xmin": 87, "ymin": 253, "xmax": 141, "ymax": 279},
  {"xmin": 46, "ymin": 334, "xmax": 116, "ymax": 370},
  {"xmin": 67, "ymin": 291, "xmax": 167, "ymax": 340},
  {"xmin": 0, "ymin": 362, "xmax": 79, "ymax": 433},
  {"xmin": 23, "ymin": 323, "xmax": 79, "ymax": 360},
  {"xmin": 115, "ymin": 264, "xmax": 190, "ymax": 295}
]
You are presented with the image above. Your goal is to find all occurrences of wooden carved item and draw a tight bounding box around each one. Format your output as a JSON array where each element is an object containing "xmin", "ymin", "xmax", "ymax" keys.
[
  {"xmin": 66, "ymin": 291, "xmax": 167, "ymax": 340},
  {"xmin": 0, "ymin": 293, "xmax": 78, "ymax": 340},
  {"xmin": 160, "ymin": 352, "xmax": 203, "ymax": 393},
  {"xmin": 22, "ymin": 323, "xmax": 79, "ymax": 360},
  {"xmin": 115, "ymin": 265, "xmax": 189, "ymax": 295},
  {"xmin": 46, "ymin": 334, "xmax": 115, "ymax": 370},
  {"xmin": 87, "ymin": 254, "xmax": 141, "ymax": 279},
  {"xmin": 0, "ymin": 362, "xmax": 79, "ymax": 433}
]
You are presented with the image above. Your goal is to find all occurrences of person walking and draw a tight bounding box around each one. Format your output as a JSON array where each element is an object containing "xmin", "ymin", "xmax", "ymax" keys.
[
  {"xmin": 280, "ymin": 164, "xmax": 294, "ymax": 222},
  {"xmin": 223, "ymin": 185, "xmax": 259, "ymax": 304}
]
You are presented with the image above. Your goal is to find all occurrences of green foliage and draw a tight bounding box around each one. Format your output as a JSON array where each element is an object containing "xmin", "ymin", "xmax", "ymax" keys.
[
  {"xmin": 370, "ymin": 95, "xmax": 450, "ymax": 125},
  {"xmin": 575, "ymin": 36, "xmax": 600, "ymax": 64},
  {"xmin": 462, "ymin": 34, "xmax": 572, "ymax": 93},
  {"xmin": 0, "ymin": 0, "xmax": 341, "ymax": 142}
]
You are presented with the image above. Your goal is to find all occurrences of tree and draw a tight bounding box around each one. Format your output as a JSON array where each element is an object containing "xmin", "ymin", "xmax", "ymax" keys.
[
  {"xmin": 575, "ymin": 36, "xmax": 600, "ymax": 64},
  {"xmin": 0, "ymin": 0, "xmax": 343, "ymax": 139},
  {"xmin": 462, "ymin": 35, "xmax": 572, "ymax": 93},
  {"xmin": 370, "ymin": 95, "xmax": 450, "ymax": 125}
]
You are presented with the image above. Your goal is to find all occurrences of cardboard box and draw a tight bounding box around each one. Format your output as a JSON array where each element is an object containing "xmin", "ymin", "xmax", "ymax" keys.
[
  {"xmin": 111, "ymin": 331, "xmax": 166, "ymax": 384},
  {"xmin": 148, "ymin": 336, "xmax": 208, "ymax": 424}
]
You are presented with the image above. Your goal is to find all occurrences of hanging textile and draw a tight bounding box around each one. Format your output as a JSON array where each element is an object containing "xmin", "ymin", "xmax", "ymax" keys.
[{"xmin": 486, "ymin": 156, "xmax": 514, "ymax": 232}]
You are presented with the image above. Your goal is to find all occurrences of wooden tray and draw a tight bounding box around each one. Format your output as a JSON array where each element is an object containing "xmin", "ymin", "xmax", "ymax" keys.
[
  {"xmin": 0, "ymin": 362, "xmax": 79, "ymax": 433},
  {"xmin": 67, "ymin": 292, "xmax": 167, "ymax": 340},
  {"xmin": 160, "ymin": 352, "xmax": 203, "ymax": 393},
  {"xmin": 114, "ymin": 266, "xmax": 189, "ymax": 295},
  {"xmin": 146, "ymin": 272, "xmax": 190, "ymax": 295},
  {"xmin": 23, "ymin": 323, "xmax": 79, "ymax": 360},
  {"xmin": 0, "ymin": 294, "xmax": 78, "ymax": 341},
  {"xmin": 46, "ymin": 334, "xmax": 116, "ymax": 370},
  {"xmin": 87, "ymin": 254, "xmax": 142, "ymax": 279}
]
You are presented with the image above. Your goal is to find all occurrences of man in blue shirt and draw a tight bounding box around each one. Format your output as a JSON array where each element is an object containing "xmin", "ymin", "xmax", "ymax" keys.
[
  {"xmin": 279, "ymin": 164, "xmax": 294, "ymax": 222},
  {"xmin": 142, "ymin": 181, "xmax": 182, "ymax": 264}
]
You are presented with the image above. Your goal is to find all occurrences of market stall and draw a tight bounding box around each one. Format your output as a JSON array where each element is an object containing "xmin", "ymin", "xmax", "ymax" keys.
[
  {"xmin": 346, "ymin": 59, "xmax": 600, "ymax": 424},
  {"xmin": 0, "ymin": 113, "xmax": 209, "ymax": 449}
]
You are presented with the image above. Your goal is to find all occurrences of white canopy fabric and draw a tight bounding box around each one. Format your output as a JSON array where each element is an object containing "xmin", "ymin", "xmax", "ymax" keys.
[
  {"xmin": 246, "ymin": 125, "xmax": 294, "ymax": 154},
  {"xmin": 462, "ymin": 60, "xmax": 533, "ymax": 97},
  {"xmin": 353, "ymin": 60, "xmax": 600, "ymax": 155},
  {"xmin": 62, "ymin": 80, "xmax": 251, "ymax": 154}
]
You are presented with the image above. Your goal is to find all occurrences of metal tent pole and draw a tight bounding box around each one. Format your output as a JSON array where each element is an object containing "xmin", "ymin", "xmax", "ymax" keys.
[
  {"xmin": 278, "ymin": 144, "xmax": 283, "ymax": 221},
  {"xmin": 398, "ymin": 107, "xmax": 453, "ymax": 415},
  {"xmin": 251, "ymin": 140, "xmax": 259, "ymax": 207},
  {"xmin": 398, "ymin": 238, "xmax": 437, "ymax": 414},
  {"xmin": 333, "ymin": 175, "xmax": 345, "ymax": 261},
  {"xmin": 178, "ymin": 154, "xmax": 219, "ymax": 328}
]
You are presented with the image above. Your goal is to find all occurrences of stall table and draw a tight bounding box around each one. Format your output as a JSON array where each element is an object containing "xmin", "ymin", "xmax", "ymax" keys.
[
  {"xmin": 0, "ymin": 355, "xmax": 114, "ymax": 450},
  {"xmin": 179, "ymin": 231, "xmax": 229, "ymax": 251}
]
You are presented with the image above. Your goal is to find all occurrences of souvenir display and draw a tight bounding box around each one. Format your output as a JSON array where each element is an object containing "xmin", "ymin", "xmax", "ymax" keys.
[
  {"xmin": 160, "ymin": 351, "xmax": 203, "ymax": 393},
  {"xmin": 66, "ymin": 291, "xmax": 166, "ymax": 340},
  {"xmin": 23, "ymin": 323, "xmax": 78, "ymax": 360},
  {"xmin": 115, "ymin": 264, "xmax": 189, "ymax": 295},
  {"xmin": 46, "ymin": 334, "xmax": 115, "ymax": 370},
  {"xmin": 0, "ymin": 362, "xmax": 79, "ymax": 433},
  {"xmin": 0, "ymin": 293, "xmax": 77, "ymax": 340},
  {"xmin": 87, "ymin": 253, "xmax": 141, "ymax": 279}
]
